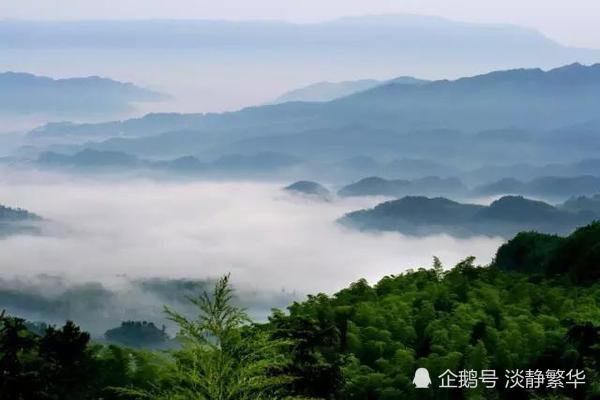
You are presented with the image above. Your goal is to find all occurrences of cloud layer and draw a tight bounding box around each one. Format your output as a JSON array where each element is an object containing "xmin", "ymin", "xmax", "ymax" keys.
[{"xmin": 0, "ymin": 171, "xmax": 503, "ymax": 295}]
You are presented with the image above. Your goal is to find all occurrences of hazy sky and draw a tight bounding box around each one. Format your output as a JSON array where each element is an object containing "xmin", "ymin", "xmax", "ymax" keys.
[{"xmin": 2, "ymin": 0, "xmax": 600, "ymax": 48}]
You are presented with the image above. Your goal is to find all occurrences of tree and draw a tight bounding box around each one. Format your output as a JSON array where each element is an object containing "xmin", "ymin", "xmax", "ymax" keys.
[
  {"xmin": 38, "ymin": 321, "xmax": 93, "ymax": 400},
  {"xmin": 0, "ymin": 312, "xmax": 40, "ymax": 399},
  {"xmin": 0, "ymin": 313, "xmax": 97, "ymax": 400},
  {"xmin": 122, "ymin": 275, "xmax": 294, "ymax": 400}
]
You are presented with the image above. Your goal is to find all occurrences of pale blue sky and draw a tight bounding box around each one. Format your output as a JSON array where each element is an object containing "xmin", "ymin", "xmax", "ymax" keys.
[{"xmin": 1, "ymin": 0, "xmax": 599, "ymax": 48}]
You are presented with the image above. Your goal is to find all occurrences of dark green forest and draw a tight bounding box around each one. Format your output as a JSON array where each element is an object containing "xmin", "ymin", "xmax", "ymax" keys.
[{"xmin": 2, "ymin": 223, "xmax": 600, "ymax": 399}]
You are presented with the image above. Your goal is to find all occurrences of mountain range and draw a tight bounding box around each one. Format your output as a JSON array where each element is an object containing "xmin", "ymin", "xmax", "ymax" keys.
[
  {"xmin": 336, "ymin": 175, "xmax": 600, "ymax": 201},
  {"xmin": 4, "ymin": 15, "xmax": 600, "ymax": 118},
  {"xmin": 562, "ymin": 194, "xmax": 600, "ymax": 215},
  {"xmin": 341, "ymin": 195, "xmax": 596, "ymax": 238},
  {"xmin": 29, "ymin": 148, "xmax": 600, "ymax": 206},
  {"xmin": 0, "ymin": 72, "xmax": 166, "ymax": 119},
  {"xmin": 338, "ymin": 176, "xmax": 466, "ymax": 198},
  {"xmin": 26, "ymin": 64, "xmax": 600, "ymax": 168},
  {"xmin": 3, "ymin": 16, "xmax": 597, "ymax": 73},
  {"xmin": 37, "ymin": 149, "xmax": 302, "ymax": 177},
  {"xmin": 271, "ymin": 77, "xmax": 428, "ymax": 103},
  {"xmin": 474, "ymin": 176, "xmax": 600, "ymax": 199}
]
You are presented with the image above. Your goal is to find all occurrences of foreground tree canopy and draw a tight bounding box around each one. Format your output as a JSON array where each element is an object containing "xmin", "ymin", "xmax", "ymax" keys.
[{"xmin": 1, "ymin": 223, "xmax": 600, "ymax": 399}]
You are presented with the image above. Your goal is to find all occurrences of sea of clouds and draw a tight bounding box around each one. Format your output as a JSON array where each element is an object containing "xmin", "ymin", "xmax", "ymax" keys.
[{"xmin": 0, "ymin": 169, "xmax": 504, "ymax": 332}]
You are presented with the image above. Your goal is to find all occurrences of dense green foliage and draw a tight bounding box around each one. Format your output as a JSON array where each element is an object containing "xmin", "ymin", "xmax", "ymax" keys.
[
  {"xmin": 270, "ymin": 257, "xmax": 600, "ymax": 399},
  {"xmin": 496, "ymin": 222, "xmax": 600, "ymax": 284},
  {"xmin": 0, "ymin": 313, "xmax": 167, "ymax": 400},
  {"xmin": 123, "ymin": 275, "xmax": 294, "ymax": 400},
  {"xmin": 268, "ymin": 224, "xmax": 600, "ymax": 399},
  {"xmin": 494, "ymin": 231, "xmax": 564, "ymax": 274},
  {"xmin": 1, "ymin": 224, "xmax": 600, "ymax": 399}
]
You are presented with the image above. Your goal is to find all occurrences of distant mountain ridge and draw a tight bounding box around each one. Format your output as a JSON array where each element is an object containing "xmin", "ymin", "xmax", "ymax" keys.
[
  {"xmin": 0, "ymin": 71, "xmax": 166, "ymax": 118},
  {"xmin": 1, "ymin": 16, "xmax": 582, "ymax": 52},
  {"xmin": 272, "ymin": 77, "xmax": 427, "ymax": 104},
  {"xmin": 562, "ymin": 194, "xmax": 600, "ymax": 215},
  {"xmin": 333, "ymin": 63, "xmax": 600, "ymax": 131},
  {"xmin": 341, "ymin": 195, "xmax": 595, "ymax": 238},
  {"xmin": 5, "ymin": 14, "xmax": 600, "ymax": 129},
  {"xmin": 338, "ymin": 176, "xmax": 466, "ymax": 198},
  {"xmin": 272, "ymin": 80, "xmax": 381, "ymax": 104},
  {"xmin": 474, "ymin": 175, "xmax": 600, "ymax": 198},
  {"xmin": 28, "ymin": 112, "xmax": 200, "ymax": 142},
  {"xmin": 36, "ymin": 149, "xmax": 301, "ymax": 176},
  {"xmin": 27, "ymin": 64, "xmax": 600, "ymax": 162}
]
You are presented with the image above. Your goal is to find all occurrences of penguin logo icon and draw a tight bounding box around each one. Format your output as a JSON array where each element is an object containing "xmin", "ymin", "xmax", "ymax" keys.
[{"xmin": 413, "ymin": 368, "xmax": 432, "ymax": 388}]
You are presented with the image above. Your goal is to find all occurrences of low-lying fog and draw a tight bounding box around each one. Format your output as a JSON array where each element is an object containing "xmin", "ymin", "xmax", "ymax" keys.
[{"xmin": 0, "ymin": 170, "xmax": 503, "ymax": 333}]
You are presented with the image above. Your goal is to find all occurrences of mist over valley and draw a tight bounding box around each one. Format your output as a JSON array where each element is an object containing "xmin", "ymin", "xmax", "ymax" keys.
[
  {"xmin": 0, "ymin": 172, "xmax": 504, "ymax": 334},
  {"xmin": 1, "ymin": 11, "xmax": 600, "ymax": 398}
]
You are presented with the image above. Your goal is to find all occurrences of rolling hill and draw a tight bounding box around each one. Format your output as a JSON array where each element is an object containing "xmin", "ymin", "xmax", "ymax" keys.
[
  {"xmin": 341, "ymin": 195, "xmax": 595, "ymax": 238},
  {"xmin": 284, "ymin": 181, "xmax": 331, "ymax": 199}
]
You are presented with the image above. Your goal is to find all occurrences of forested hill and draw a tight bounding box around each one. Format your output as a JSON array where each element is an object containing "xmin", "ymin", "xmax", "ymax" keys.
[
  {"xmin": 267, "ymin": 223, "xmax": 600, "ymax": 399},
  {"xmin": 1, "ymin": 223, "xmax": 599, "ymax": 399},
  {"xmin": 341, "ymin": 195, "xmax": 596, "ymax": 238}
]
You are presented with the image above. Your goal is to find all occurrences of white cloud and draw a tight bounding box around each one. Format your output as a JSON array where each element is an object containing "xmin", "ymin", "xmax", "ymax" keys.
[{"xmin": 0, "ymin": 171, "xmax": 503, "ymax": 295}]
